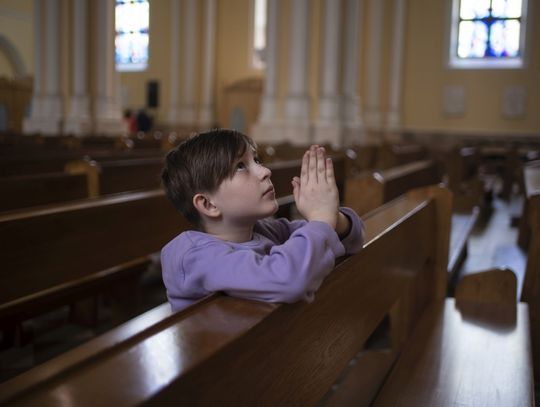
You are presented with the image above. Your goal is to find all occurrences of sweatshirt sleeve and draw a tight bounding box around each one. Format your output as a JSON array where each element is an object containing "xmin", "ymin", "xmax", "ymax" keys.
[
  {"xmin": 181, "ymin": 221, "xmax": 345, "ymax": 305},
  {"xmin": 338, "ymin": 206, "xmax": 365, "ymax": 255}
]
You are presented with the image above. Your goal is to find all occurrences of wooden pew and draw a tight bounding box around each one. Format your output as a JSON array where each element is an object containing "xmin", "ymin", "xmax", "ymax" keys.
[
  {"xmin": 344, "ymin": 159, "xmax": 440, "ymax": 216},
  {"xmin": 445, "ymin": 146, "xmax": 485, "ymax": 213},
  {"xmin": 376, "ymin": 142, "xmax": 427, "ymax": 169},
  {"xmin": 517, "ymin": 159, "xmax": 540, "ymax": 250},
  {"xmin": 0, "ymin": 186, "xmax": 532, "ymax": 406},
  {"xmin": 0, "ymin": 172, "xmax": 88, "ymax": 212},
  {"xmin": 344, "ymin": 158, "xmax": 477, "ymax": 282},
  {"xmin": 0, "ymin": 190, "xmax": 189, "ymax": 330},
  {"xmin": 519, "ymin": 161, "xmax": 540, "ymax": 379},
  {"xmin": 65, "ymin": 157, "xmax": 165, "ymax": 197}
]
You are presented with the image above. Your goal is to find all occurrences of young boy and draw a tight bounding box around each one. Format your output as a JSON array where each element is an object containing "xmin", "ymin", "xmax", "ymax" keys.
[{"xmin": 161, "ymin": 129, "xmax": 364, "ymax": 311}]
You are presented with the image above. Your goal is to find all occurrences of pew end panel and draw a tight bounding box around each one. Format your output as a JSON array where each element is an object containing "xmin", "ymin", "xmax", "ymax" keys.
[{"xmin": 0, "ymin": 186, "xmax": 452, "ymax": 407}]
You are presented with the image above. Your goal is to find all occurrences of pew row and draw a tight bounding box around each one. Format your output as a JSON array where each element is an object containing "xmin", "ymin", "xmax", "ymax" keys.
[
  {"xmin": 0, "ymin": 186, "xmax": 532, "ymax": 406},
  {"xmin": 0, "ymin": 172, "xmax": 88, "ymax": 212},
  {"xmin": 0, "ymin": 190, "xmax": 189, "ymax": 329},
  {"xmin": 520, "ymin": 161, "xmax": 540, "ymax": 379},
  {"xmin": 343, "ymin": 159, "xmax": 440, "ymax": 216},
  {"xmin": 344, "ymin": 159, "xmax": 477, "ymax": 278}
]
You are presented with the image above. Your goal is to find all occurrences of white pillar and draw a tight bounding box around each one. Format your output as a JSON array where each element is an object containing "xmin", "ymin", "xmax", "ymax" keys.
[
  {"xmin": 386, "ymin": 0, "xmax": 407, "ymax": 131},
  {"xmin": 64, "ymin": 0, "xmax": 91, "ymax": 135},
  {"xmin": 23, "ymin": 0, "xmax": 43, "ymax": 134},
  {"xmin": 342, "ymin": 0, "xmax": 365, "ymax": 144},
  {"xmin": 199, "ymin": 0, "xmax": 216, "ymax": 127},
  {"xmin": 168, "ymin": 0, "xmax": 181, "ymax": 124},
  {"xmin": 258, "ymin": 0, "xmax": 279, "ymax": 124},
  {"xmin": 314, "ymin": 0, "xmax": 342, "ymax": 146},
  {"xmin": 94, "ymin": 0, "xmax": 123, "ymax": 134},
  {"xmin": 178, "ymin": 0, "xmax": 197, "ymax": 125},
  {"xmin": 364, "ymin": 0, "xmax": 384, "ymax": 132},
  {"xmin": 26, "ymin": 0, "xmax": 63, "ymax": 135},
  {"xmin": 282, "ymin": 0, "xmax": 311, "ymax": 144}
]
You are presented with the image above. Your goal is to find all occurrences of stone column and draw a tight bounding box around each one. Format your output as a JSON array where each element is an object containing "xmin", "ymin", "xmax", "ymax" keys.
[
  {"xmin": 258, "ymin": 0, "xmax": 279, "ymax": 124},
  {"xmin": 23, "ymin": 0, "xmax": 44, "ymax": 134},
  {"xmin": 24, "ymin": 0, "xmax": 63, "ymax": 135},
  {"xmin": 168, "ymin": 0, "xmax": 181, "ymax": 124},
  {"xmin": 364, "ymin": 0, "xmax": 384, "ymax": 133},
  {"xmin": 252, "ymin": 0, "xmax": 282, "ymax": 143},
  {"xmin": 94, "ymin": 0, "xmax": 123, "ymax": 134},
  {"xmin": 386, "ymin": 0, "xmax": 407, "ymax": 132},
  {"xmin": 342, "ymin": 0, "xmax": 365, "ymax": 145},
  {"xmin": 281, "ymin": 0, "xmax": 311, "ymax": 144},
  {"xmin": 64, "ymin": 0, "xmax": 91, "ymax": 135},
  {"xmin": 178, "ymin": 0, "xmax": 197, "ymax": 125},
  {"xmin": 314, "ymin": 0, "xmax": 342, "ymax": 146},
  {"xmin": 199, "ymin": 0, "xmax": 216, "ymax": 127}
]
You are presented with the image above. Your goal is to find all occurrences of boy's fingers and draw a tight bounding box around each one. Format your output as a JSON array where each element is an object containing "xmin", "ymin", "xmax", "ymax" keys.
[
  {"xmin": 309, "ymin": 146, "xmax": 317, "ymax": 182},
  {"xmin": 301, "ymin": 150, "xmax": 309, "ymax": 185},
  {"xmin": 325, "ymin": 157, "xmax": 335, "ymax": 182},
  {"xmin": 317, "ymin": 147, "xmax": 326, "ymax": 182}
]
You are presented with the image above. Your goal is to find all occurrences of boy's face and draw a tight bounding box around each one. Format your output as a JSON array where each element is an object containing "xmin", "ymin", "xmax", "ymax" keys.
[{"xmin": 208, "ymin": 147, "xmax": 278, "ymax": 226}]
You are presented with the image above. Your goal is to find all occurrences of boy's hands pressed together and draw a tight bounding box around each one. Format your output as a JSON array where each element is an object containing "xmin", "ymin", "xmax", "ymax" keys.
[{"xmin": 292, "ymin": 145, "xmax": 340, "ymax": 230}]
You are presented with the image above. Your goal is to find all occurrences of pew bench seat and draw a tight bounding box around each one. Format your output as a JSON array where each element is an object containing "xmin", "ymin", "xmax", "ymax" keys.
[{"xmin": 373, "ymin": 298, "xmax": 533, "ymax": 407}]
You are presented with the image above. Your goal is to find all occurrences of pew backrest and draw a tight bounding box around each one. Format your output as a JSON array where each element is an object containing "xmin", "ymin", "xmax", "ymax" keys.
[
  {"xmin": 0, "ymin": 172, "xmax": 88, "ymax": 212},
  {"xmin": 65, "ymin": 157, "xmax": 165, "ymax": 197},
  {"xmin": 0, "ymin": 189, "xmax": 189, "ymax": 323},
  {"xmin": 344, "ymin": 159, "xmax": 441, "ymax": 216}
]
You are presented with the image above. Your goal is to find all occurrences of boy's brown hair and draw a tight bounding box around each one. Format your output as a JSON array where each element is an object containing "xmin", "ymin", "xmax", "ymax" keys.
[{"xmin": 162, "ymin": 128, "xmax": 256, "ymax": 229}]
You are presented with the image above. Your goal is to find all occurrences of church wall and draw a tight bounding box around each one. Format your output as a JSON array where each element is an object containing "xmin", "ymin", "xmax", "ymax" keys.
[{"xmin": 402, "ymin": 0, "xmax": 540, "ymax": 137}]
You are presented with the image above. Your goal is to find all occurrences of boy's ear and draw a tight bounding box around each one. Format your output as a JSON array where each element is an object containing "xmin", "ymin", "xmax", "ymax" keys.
[{"xmin": 193, "ymin": 193, "xmax": 221, "ymax": 218}]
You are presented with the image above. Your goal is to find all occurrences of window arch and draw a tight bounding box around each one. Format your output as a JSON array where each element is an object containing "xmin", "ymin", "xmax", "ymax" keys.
[{"xmin": 449, "ymin": 0, "xmax": 528, "ymax": 69}]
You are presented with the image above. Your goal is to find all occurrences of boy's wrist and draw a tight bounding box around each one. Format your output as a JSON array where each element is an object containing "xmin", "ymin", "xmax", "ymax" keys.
[{"xmin": 335, "ymin": 211, "xmax": 352, "ymax": 239}]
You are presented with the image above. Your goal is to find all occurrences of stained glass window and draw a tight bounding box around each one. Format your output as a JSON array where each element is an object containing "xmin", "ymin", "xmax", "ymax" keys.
[
  {"xmin": 252, "ymin": 0, "xmax": 267, "ymax": 69},
  {"xmin": 450, "ymin": 0, "xmax": 527, "ymax": 68},
  {"xmin": 115, "ymin": 0, "xmax": 149, "ymax": 72}
]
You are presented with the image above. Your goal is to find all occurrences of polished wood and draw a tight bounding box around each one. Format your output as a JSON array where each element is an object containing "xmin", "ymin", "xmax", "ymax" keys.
[
  {"xmin": 373, "ymin": 299, "xmax": 533, "ymax": 407},
  {"xmin": 344, "ymin": 160, "xmax": 441, "ymax": 216},
  {"xmin": 376, "ymin": 143, "xmax": 426, "ymax": 169},
  {"xmin": 0, "ymin": 186, "xmax": 451, "ymax": 406},
  {"xmin": 65, "ymin": 157, "xmax": 165, "ymax": 197},
  {"xmin": 0, "ymin": 189, "xmax": 189, "ymax": 325},
  {"xmin": 520, "ymin": 162, "xmax": 540, "ymax": 379},
  {"xmin": 0, "ymin": 172, "xmax": 88, "ymax": 212},
  {"xmin": 455, "ymin": 267, "xmax": 517, "ymax": 304}
]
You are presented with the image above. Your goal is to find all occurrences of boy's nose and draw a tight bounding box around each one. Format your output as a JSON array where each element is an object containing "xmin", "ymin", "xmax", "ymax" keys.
[{"xmin": 259, "ymin": 164, "xmax": 272, "ymax": 179}]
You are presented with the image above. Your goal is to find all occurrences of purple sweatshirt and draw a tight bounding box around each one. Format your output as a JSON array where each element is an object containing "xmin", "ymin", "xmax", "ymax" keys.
[{"xmin": 161, "ymin": 207, "xmax": 364, "ymax": 311}]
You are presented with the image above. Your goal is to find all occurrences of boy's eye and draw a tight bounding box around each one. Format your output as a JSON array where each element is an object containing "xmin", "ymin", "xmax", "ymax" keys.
[
  {"xmin": 254, "ymin": 157, "xmax": 262, "ymax": 164},
  {"xmin": 236, "ymin": 162, "xmax": 246, "ymax": 171}
]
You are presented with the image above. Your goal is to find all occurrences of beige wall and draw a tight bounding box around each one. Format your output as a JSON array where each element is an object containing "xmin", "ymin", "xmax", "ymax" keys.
[{"xmin": 402, "ymin": 0, "xmax": 540, "ymax": 136}]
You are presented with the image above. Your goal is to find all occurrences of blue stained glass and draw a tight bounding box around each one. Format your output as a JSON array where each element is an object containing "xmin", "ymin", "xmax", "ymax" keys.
[
  {"xmin": 489, "ymin": 20, "xmax": 520, "ymax": 56},
  {"xmin": 456, "ymin": 0, "xmax": 523, "ymax": 61},
  {"xmin": 458, "ymin": 21, "xmax": 488, "ymax": 58},
  {"xmin": 491, "ymin": 0, "xmax": 522, "ymax": 18},
  {"xmin": 460, "ymin": 0, "xmax": 490, "ymax": 19}
]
